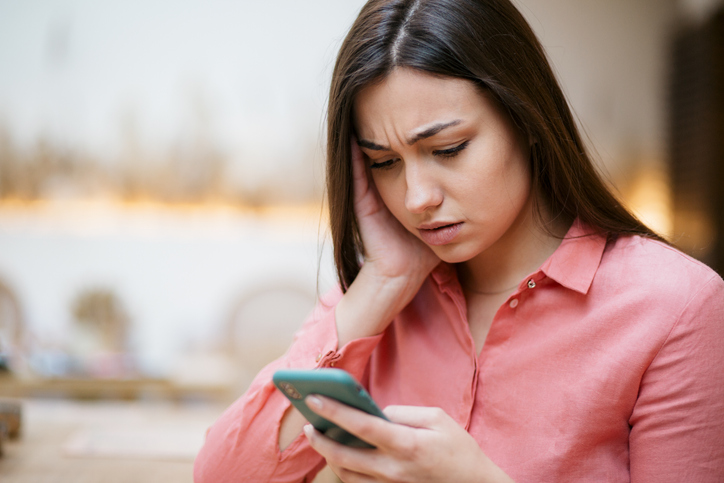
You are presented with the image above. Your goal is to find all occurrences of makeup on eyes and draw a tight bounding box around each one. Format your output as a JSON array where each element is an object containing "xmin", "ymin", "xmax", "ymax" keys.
[
  {"xmin": 369, "ymin": 158, "xmax": 398, "ymax": 170},
  {"xmin": 367, "ymin": 139, "xmax": 470, "ymax": 169},
  {"xmin": 432, "ymin": 140, "xmax": 470, "ymax": 157}
]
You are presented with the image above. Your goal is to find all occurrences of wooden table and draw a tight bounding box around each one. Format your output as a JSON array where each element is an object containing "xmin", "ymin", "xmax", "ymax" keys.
[
  {"xmin": 0, "ymin": 375, "xmax": 232, "ymax": 402},
  {"xmin": 0, "ymin": 398, "xmax": 223, "ymax": 482},
  {"xmin": 0, "ymin": 398, "xmax": 339, "ymax": 483}
]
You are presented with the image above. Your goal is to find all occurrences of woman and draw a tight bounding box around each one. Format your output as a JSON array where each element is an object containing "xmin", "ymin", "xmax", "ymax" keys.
[{"xmin": 194, "ymin": 0, "xmax": 724, "ymax": 481}]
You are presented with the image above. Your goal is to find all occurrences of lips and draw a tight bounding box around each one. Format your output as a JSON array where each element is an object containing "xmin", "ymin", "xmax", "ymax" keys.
[{"xmin": 417, "ymin": 222, "xmax": 463, "ymax": 246}]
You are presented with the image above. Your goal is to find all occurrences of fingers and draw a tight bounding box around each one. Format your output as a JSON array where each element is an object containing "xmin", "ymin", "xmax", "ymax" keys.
[
  {"xmin": 305, "ymin": 401, "xmax": 495, "ymax": 483},
  {"xmin": 350, "ymin": 135, "xmax": 385, "ymax": 221},
  {"xmin": 305, "ymin": 401, "xmax": 481, "ymax": 482},
  {"xmin": 350, "ymin": 135, "xmax": 370, "ymax": 207},
  {"xmin": 305, "ymin": 395, "xmax": 399, "ymax": 451}
]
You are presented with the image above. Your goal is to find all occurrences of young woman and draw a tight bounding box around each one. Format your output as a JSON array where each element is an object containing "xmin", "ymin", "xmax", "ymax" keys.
[{"xmin": 194, "ymin": 1, "xmax": 724, "ymax": 481}]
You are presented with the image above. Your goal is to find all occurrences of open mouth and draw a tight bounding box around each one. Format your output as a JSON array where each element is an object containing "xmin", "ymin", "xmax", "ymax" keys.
[{"xmin": 418, "ymin": 222, "xmax": 463, "ymax": 246}]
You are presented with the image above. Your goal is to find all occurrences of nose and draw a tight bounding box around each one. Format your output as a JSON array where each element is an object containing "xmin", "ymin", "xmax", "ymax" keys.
[{"xmin": 404, "ymin": 162, "xmax": 443, "ymax": 214}]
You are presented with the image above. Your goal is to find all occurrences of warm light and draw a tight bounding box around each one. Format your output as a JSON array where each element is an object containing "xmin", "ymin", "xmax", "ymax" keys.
[
  {"xmin": 0, "ymin": 197, "xmax": 325, "ymax": 218},
  {"xmin": 0, "ymin": 197, "xmax": 329, "ymax": 237},
  {"xmin": 623, "ymin": 164, "xmax": 673, "ymax": 239}
]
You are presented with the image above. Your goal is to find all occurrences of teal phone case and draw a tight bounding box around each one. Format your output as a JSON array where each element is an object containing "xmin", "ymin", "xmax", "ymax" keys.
[{"xmin": 273, "ymin": 368, "xmax": 388, "ymax": 448}]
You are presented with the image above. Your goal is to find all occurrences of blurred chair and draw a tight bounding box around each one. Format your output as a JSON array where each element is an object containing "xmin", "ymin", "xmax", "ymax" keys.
[
  {"xmin": 0, "ymin": 278, "xmax": 25, "ymax": 375},
  {"xmin": 69, "ymin": 288, "xmax": 133, "ymax": 378},
  {"xmin": 225, "ymin": 280, "xmax": 318, "ymax": 391},
  {"xmin": 0, "ymin": 279, "xmax": 24, "ymax": 450}
]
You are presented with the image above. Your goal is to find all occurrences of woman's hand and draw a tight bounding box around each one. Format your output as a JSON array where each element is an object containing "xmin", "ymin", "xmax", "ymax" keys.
[
  {"xmin": 303, "ymin": 396, "xmax": 515, "ymax": 483},
  {"xmin": 350, "ymin": 136, "xmax": 439, "ymax": 282},
  {"xmin": 334, "ymin": 138, "xmax": 440, "ymax": 345}
]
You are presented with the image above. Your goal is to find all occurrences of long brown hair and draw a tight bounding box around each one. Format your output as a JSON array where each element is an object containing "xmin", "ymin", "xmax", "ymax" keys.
[{"xmin": 327, "ymin": 0, "xmax": 663, "ymax": 290}]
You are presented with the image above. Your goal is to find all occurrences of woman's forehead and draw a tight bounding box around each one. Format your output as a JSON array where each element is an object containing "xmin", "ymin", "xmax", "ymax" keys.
[
  {"xmin": 352, "ymin": 68, "xmax": 505, "ymax": 141},
  {"xmin": 355, "ymin": 70, "xmax": 474, "ymax": 119}
]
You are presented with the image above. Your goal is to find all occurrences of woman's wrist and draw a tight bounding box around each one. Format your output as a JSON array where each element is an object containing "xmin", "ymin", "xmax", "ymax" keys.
[{"xmin": 335, "ymin": 261, "xmax": 435, "ymax": 346}]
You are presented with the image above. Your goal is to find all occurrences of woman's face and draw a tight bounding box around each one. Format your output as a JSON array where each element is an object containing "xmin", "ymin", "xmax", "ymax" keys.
[{"xmin": 353, "ymin": 68, "xmax": 534, "ymax": 265}]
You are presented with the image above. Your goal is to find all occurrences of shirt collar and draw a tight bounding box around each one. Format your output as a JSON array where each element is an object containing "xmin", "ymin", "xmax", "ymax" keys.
[
  {"xmin": 430, "ymin": 218, "xmax": 607, "ymax": 295},
  {"xmin": 539, "ymin": 219, "xmax": 607, "ymax": 294}
]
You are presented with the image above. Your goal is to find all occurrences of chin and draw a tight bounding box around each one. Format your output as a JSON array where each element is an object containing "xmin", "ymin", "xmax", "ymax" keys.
[{"xmin": 431, "ymin": 243, "xmax": 481, "ymax": 265}]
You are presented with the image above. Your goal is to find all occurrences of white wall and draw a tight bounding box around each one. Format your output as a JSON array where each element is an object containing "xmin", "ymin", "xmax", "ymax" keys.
[{"xmin": 516, "ymin": 0, "xmax": 678, "ymax": 177}]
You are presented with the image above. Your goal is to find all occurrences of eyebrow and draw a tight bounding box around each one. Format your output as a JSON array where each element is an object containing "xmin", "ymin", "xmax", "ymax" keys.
[{"xmin": 357, "ymin": 119, "xmax": 463, "ymax": 151}]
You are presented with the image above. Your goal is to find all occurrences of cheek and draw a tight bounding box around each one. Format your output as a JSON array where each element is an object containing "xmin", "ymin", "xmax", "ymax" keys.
[
  {"xmin": 501, "ymin": 155, "xmax": 530, "ymax": 191},
  {"xmin": 464, "ymin": 149, "xmax": 531, "ymax": 213},
  {"xmin": 508, "ymin": 153, "xmax": 533, "ymax": 201}
]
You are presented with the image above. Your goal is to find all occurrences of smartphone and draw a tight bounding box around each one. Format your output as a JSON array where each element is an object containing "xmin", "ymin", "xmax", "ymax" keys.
[{"xmin": 273, "ymin": 368, "xmax": 388, "ymax": 448}]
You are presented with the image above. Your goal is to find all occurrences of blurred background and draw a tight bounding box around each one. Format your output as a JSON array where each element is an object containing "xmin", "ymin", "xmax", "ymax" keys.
[{"xmin": 0, "ymin": 0, "xmax": 722, "ymax": 481}]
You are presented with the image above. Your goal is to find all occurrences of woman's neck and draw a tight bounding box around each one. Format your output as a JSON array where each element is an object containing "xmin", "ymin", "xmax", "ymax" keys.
[{"xmin": 456, "ymin": 199, "xmax": 571, "ymax": 296}]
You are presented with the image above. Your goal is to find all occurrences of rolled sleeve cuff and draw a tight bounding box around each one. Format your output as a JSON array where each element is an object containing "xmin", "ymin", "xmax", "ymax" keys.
[{"xmin": 286, "ymin": 289, "xmax": 383, "ymax": 381}]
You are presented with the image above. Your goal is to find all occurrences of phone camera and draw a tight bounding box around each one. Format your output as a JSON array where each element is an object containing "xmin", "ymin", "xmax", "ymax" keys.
[{"xmin": 279, "ymin": 382, "xmax": 303, "ymax": 400}]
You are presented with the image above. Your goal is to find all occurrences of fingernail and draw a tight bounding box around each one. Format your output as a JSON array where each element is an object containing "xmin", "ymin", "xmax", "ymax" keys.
[
  {"xmin": 306, "ymin": 395, "xmax": 322, "ymax": 409},
  {"xmin": 303, "ymin": 424, "xmax": 314, "ymax": 438}
]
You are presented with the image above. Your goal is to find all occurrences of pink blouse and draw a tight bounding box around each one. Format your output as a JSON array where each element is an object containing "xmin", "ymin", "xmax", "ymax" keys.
[{"xmin": 194, "ymin": 221, "xmax": 724, "ymax": 482}]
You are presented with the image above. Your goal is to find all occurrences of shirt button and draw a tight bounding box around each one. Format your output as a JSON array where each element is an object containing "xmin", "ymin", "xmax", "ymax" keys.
[
  {"xmin": 509, "ymin": 298, "xmax": 519, "ymax": 308},
  {"xmin": 315, "ymin": 353, "xmax": 322, "ymax": 362},
  {"xmin": 527, "ymin": 279, "xmax": 536, "ymax": 289}
]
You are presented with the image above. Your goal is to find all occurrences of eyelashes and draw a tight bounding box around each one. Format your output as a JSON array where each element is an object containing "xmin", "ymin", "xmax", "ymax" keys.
[
  {"xmin": 369, "ymin": 140, "xmax": 470, "ymax": 170},
  {"xmin": 432, "ymin": 140, "xmax": 469, "ymax": 158},
  {"xmin": 370, "ymin": 159, "xmax": 397, "ymax": 170}
]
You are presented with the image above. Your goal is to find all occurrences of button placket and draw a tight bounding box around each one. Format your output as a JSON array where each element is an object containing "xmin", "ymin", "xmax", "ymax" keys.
[{"xmin": 316, "ymin": 350, "xmax": 342, "ymax": 368}]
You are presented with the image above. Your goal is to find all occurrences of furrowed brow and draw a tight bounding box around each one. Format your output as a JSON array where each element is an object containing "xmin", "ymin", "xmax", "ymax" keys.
[
  {"xmin": 357, "ymin": 139, "xmax": 390, "ymax": 151},
  {"xmin": 357, "ymin": 119, "xmax": 463, "ymax": 152},
  {"xmin": 406, "ymin": 120, "xmax": 462, "ymax": 145}
]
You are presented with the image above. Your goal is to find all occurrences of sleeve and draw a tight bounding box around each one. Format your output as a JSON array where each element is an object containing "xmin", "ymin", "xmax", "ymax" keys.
[
  {"xmin": 629, "ymin": 274, "xmax": 724, "ymax": 482},
  {"xmin": 193, "ymin": 287, "xmax": 384, "ymax": 483}
]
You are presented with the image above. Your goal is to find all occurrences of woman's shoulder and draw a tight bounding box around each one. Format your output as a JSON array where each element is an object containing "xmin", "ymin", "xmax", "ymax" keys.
[
  {"xmin": 600, "ymin": 233, "xmax": 724, "ymax": 305},
  {"xmin": 590, "ymin": 234, "xmax": 723, "ymax": 353},
  {"xmin": 607, "ymin": 234, "xmax": 719, "ymax": 278}
]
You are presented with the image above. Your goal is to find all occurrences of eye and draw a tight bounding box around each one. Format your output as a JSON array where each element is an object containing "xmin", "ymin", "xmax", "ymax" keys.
[
  {"xmin": 370, "ymin": 157, "xmax": 400, "ymax": 170},
  {"xmin": 432, "ymin": 140, "xmax": 469, "ymax": 158}
]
